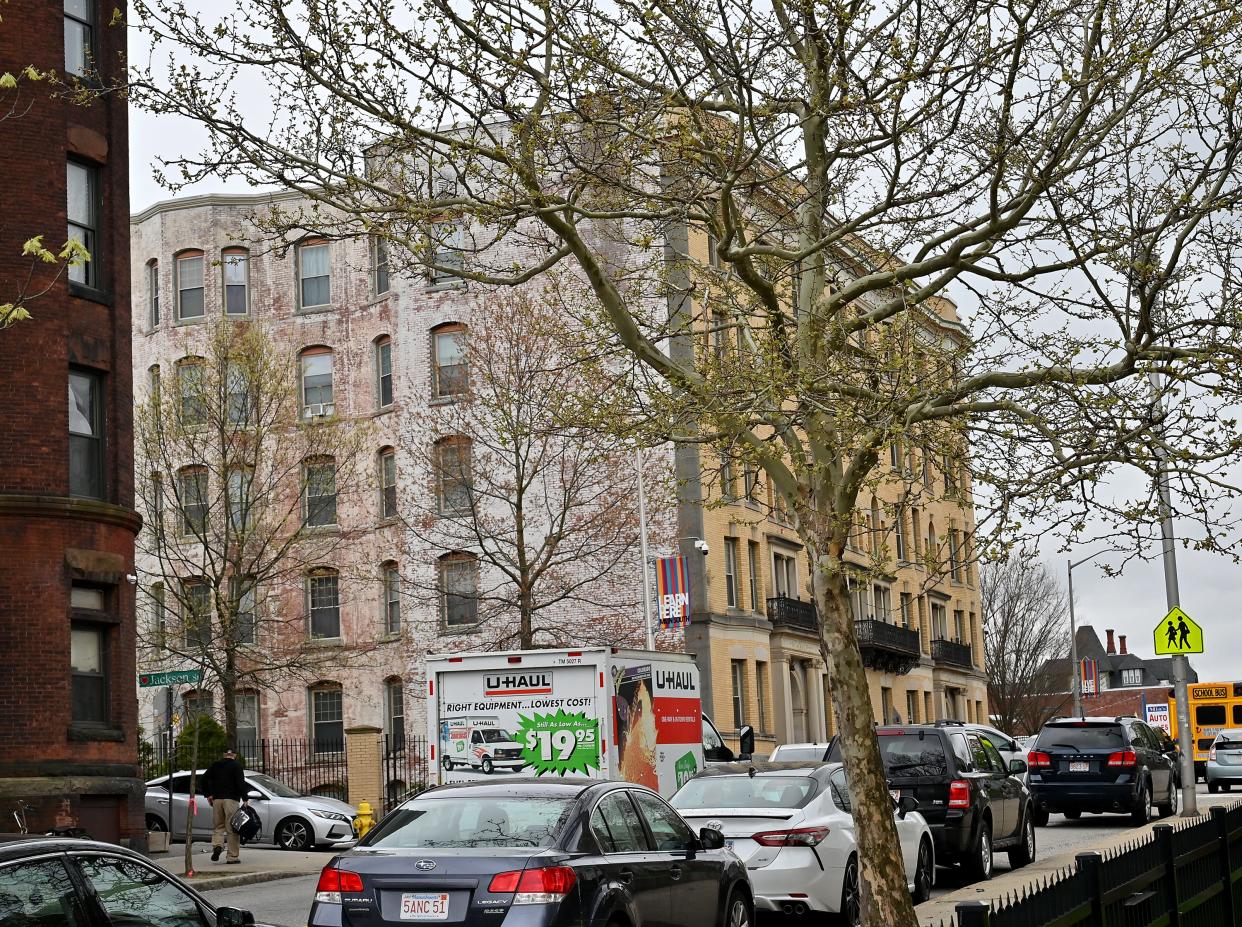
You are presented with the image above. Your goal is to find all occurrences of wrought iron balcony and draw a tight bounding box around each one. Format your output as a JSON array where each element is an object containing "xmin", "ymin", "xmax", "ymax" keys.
[
  {"xmin": 931, "ymin": 638, "xmax": 973, "ymax": 668},
  {"xmin": 855, "ymin": 619, "xmax": 921, "ymax": 675},
  {"xmin": 766, "ymin": 596, "xmax": 818, "ymax": 632}
]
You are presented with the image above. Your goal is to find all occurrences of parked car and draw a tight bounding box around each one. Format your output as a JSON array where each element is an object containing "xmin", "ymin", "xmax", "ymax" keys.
[
  {"xmin": 0, "ymin": 836, "xmax": 267, "ymax": 926},
  {"xmin": 670, "ymin": 761, "xmax": 933, "ymax": 923},
  {"xmin": 1026, "ymin": 716, "xmax": 1178, "ymax": 824},
  {"xmin": 310, "ymin": 778, "xmax": 750, "ymax": 927},
  {"xmin": 830, "ymin": 724, "xmax": 1034, "ymax": 881},
  {"xmin": 768, "ymin": 742, "xmax": 837, "ymax": 762},
  {"xmin": 1207, "ymin": 729, "xmax": 1242, "ymax": 793},
  {"xmin": 146, "ymin": 769, "xmax": 357, "ymax": 850},
  {"xmin": 934, "ymin": 721, "xmax": 1026, "ymax": 768}
]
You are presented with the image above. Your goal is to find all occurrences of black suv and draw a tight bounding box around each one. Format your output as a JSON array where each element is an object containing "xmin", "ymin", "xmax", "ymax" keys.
[
  {"xmin": 831, "ymin": 724, "xmax": 1034, "ymax": 881},
  {"xmin": 1026, "ymin": 716, "xmax": 1178, "ymax": 825}
]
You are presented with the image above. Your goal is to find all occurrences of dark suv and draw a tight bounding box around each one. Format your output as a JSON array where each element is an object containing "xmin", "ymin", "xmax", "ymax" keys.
[
  {"xmin": 832, "ymin": 724, "xmax": 1034, "ymax": 881},
  {"xmin": 1026, "ymin": 716, "xmax": 1178, "ymax": 825}
]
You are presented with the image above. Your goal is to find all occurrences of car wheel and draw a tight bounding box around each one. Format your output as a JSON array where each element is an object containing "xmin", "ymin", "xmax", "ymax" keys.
[
  {"xmin": 481, "ymin": 757, "xmax": 494, "ymax": 774},
  {"xmin": 275, "ymin": 817, "xmax": 313, "ymax": 851},
  {"xmin": 1158, "ymin": 780, "xmax": 1179, "ymax": 818},
  {"xmin": 1063, "ymin": 810, "xmax": 1082, "ymax": 820},
  {"xmin": 1008, "ymin": 813, "xmax": 1036, "ymax": 869},
  {"xmin": 912, "ymin": 838, "xmax": 934, "ymax": 904},
  {"xmin": 962, "ymin": 818, "xmax": 993, "ymax": 882},
  {"xmin": 146, "ymin": 814, "xmax": 167, "ymax": 833},
  {"xmin": 1030, "ymin": 807, "xmax": 1049, "ymax": 827},
  {"xmin": 724, "ymin": 887, "xmax": 751, "ymax": 927},
  {"xmin": 837, "ymin": 856, "xmax": 861, "ymax": 926},
  {"xmin": 1131, "ymin": 783, "xmax": 1152, "ymax": 825},
  {"xmin": 442, "ymin": 756, "xmax": 453, "ymax": 771},
  {"xmin": 1209, "ymin": 781, "xmax": 1220, "ymax": 794}
]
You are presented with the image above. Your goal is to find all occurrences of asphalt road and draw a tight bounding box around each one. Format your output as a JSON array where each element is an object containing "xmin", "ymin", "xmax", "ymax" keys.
[{"xmin": 205, "ymin": 784, "xmax": 1236, "ymax": 925}]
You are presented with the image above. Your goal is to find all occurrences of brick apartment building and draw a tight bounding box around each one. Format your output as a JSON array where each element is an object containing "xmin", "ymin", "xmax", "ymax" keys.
[{"xmin": 0, "ymin": 2, "xmax": 143, "ymax": 844}]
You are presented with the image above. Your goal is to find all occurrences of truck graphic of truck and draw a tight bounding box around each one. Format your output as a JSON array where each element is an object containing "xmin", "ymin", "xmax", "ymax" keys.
[{"xmin": 439, "ymin": 717, "xmax": 526, "ymax": 774}]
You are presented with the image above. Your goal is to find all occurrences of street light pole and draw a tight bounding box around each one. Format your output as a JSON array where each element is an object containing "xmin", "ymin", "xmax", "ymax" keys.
[
  {"xmin": 636, "ymin": 448, "xmax": 654, "ymax": 650},
  {"xmin": 1067, "ymin": 558, "xmax": 1082, "ymax": 718}
]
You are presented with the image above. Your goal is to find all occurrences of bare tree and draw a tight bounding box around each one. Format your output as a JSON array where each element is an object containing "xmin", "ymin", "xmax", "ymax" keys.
[
  {"xmin": 132, "ymin": 2, "xmax": 1242, "ymax": 921},
  {"xmin": 402, "ymin": 285, "xmax": 668, "ymax": 650},
  {"xmin": 135, "ymin": 320, "xmax": 378, "ymax": 745},
  {"xmin": 982, "ymin": 556, "xmax": 1071, "ymax": 736}
]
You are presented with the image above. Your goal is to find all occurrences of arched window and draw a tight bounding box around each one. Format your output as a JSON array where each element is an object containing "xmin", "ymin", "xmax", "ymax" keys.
[
  {"xmin": 306, "ymin": 568, "xmax": 341, "ymax": 639},
  {"xmin": 175, "ymin": 249, "xmax": 205, "ymax": 320},
  {"xmin": 434, "ymin": 436, "xmax": 472, "ymax": 514},
  {"xmin": 375, "ymin": 336, "xmax": 394, "ymax": 408},
  {"xmin": 385, "ymin": 676, "xmax": 405, "ymax": 751},
  {"xmin": 382, "ymin": 561, "xmax": 401, "ymax": 634},
  {"xmin": 299, "ymin": 347, "xmax": 334, "ymax": 417},
  {"xmin": 431, "ymin": 323, "xmax": 467, "ymax": 397},
  {"xmin": 148, "ymin": 364, "xmax": 161, "ymax": 405},
  {"xmin": 176, "ymin": 357, "xmax": 206, "ymax": 426},
  {"xmin": 308, "ymin": 682, "xmax": 343, "ymax": 754},
  {"xmin": 378, "ymin": 447, "xmax": 397, "ymax": 519},
  {"xmin": 177, "ymin": 465, "xmax": 208, "ymax": 536},
  {"xmin": 235, "ymin": 690, "xmax": 259, "ymax": 756},
  {"xmin": 373, "ymin": 237, "xmax": 390, "ymax": 295},
  {"xmin": 303, "ymin": 456, "xmax": 337, "ymax": 527},
  {"xmin": 180, "ymin": 577, "xmax": 211, "ymax": 650},
  {"xmin": 297, "ymin": 238, "xmax": 331, "ymax": 309},
  {"xmin": 438, "ymin": 552, "xmax": 479, "ymax": 628},
  {"xmin": 150, "ymin": 581, "xmax": 167, "ymax": 650},
  {"xmin": 147, "ymin": 260, "xmax": 160, "ymax": 327},
  {"xmin": 222, "ymin": 247, "xmax": 249, "ymax": 315}
]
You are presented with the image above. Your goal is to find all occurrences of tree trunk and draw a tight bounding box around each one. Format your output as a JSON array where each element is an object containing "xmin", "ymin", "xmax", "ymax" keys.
[
  {"xmin": 813, "ymin": 546, "xmax": 918, "ymax": 927},
  {"xmin": 519, "ymin": 584, "xmax": 534, "ymax": 649}
]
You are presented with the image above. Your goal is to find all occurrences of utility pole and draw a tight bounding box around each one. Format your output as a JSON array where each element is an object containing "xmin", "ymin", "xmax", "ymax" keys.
[
  {"xmin": 1066, "ymin": 559, "xmax": 1082, "ymax": 718},
  {"xmin": 636, "ymin": 447, "xmax": 654, "ymax": 650}
]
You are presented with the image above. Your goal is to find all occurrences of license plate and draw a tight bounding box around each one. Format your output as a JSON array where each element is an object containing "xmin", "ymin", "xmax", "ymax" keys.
[
  {"xmin": 1069, "ymin": 761, "xmax": 1089, "ymax": 773},
  {"xmin": 400, "ymin": 893, "xmax": 451, "ymax": 921}
]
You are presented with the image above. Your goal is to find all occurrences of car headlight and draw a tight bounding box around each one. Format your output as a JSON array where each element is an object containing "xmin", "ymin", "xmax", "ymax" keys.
[{"xmin": 311, "ymin": 810, "xmax": 352, "ymax": 822}]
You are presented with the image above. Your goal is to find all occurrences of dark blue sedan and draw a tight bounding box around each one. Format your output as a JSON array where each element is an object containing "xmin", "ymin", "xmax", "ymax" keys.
[{"xmin": 309, "ymin": 778, "xmax": 752, "ymax": 927}]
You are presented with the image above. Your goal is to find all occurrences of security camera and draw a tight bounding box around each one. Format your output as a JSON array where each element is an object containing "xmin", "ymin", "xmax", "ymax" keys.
[
  {"xmin": 693, "ymin": 539, "xmax": 710, "ymax": 555},
  {"xmin": 125, "ymin": 573, "xmax": 139, "ymax": 585}
]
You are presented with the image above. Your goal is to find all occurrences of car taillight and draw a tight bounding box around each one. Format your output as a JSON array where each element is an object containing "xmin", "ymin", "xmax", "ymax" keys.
[
  {"xmin": 315, "ymin": 865, "xmax": 364, "ymax": 902},
  {"xmin": 948, "ymin": 780, "xmax": 971, "ymax": 808},
  {"xmin": 1108, "ymin": 749, "xmax": 1138, "ymax": 767},
  {"xmin": 751, "ymin": 826, "xmax": 830, "ymax": 847},
  {"xmin": 1211, "ymin": 745, "xmax": 1218, "ymax": 761},
  {"xmin": 1027, "ymin": 751, "xmax": 1052, "ymax": 769},
  {"xmin": 489, "ymin": 866, "xmax": 577, "ymax": 904}
]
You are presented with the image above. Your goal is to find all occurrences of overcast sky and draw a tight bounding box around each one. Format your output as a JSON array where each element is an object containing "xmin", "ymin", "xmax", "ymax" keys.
[{"xmin": 127, "ymin": 75, "xmax": 1242, "ymax": 682}]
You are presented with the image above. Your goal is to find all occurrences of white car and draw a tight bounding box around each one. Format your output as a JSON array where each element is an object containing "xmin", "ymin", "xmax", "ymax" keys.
[
  {"xmin": 671, "ymin": 761, "xmax": 934, "ymax": 924},
  {"xmin": 769, "ymin": 742, "xmax": 835, "ymax": 762}
]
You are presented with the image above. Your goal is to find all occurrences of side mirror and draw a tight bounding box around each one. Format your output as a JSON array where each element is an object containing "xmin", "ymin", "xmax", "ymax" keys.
[
  {"xmin": 246, "ymin": 790, "xmax": 265, "ymax": 801},
  {"xmin": 216, "ymin": 908, "xmax": 256, "ymax": 927},
  {"xmin": 1009, "ymin": 759, "xmax": 1028, "ymax": 775},
  {"xmin": 699, "ymin": 827, "xmax": 726, "ymax": 850},
  {"xmin": 738, "ymin": 725, "xmax": 755, "ymax": 761},
  {"xmin": 897, "ymin": 795, "xmax": 919, "ymax": 818}
]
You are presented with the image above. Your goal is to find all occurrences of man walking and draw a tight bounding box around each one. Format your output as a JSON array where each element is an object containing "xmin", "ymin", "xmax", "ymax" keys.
[{"xmin": 203, "ymin": 749, "xmax": 246, "ymax": 864}]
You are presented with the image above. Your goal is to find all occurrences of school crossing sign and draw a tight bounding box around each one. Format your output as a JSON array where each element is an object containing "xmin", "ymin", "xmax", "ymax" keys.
[{"xmin": 1153, "ymin": 606, "xmax": 1204, "ymax": 656}]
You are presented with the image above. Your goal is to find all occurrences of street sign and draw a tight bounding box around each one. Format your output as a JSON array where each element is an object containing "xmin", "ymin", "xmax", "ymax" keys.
[
  {"xmin": 1145, "ymin": 703, "xmax": 1171, "ymax": 728},
  {"xmin": 1153, "ymin": 606, "xmax": 1204, "ymax": 655},
  {"xmin": 138, "ymin": 669, "xmax": 203, "ymax": 687}
]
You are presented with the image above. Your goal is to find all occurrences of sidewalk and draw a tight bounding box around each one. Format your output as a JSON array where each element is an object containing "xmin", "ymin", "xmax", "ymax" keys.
[{"xmin": 152, "ymin": 842, "xmax": 339, "ymax": 892}]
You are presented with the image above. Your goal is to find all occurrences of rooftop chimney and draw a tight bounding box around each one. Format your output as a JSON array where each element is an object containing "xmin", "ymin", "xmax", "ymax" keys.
[
  {"xmin": 1106, "ymin": 629, "xmax": 1116, "ymax": 654},
  {"xmin": 1119, "ymin": 634, "xmax": 1128, "ymax": 655}
]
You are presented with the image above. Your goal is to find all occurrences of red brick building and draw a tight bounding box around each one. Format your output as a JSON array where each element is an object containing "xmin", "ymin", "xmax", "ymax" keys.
[{"xmin": 0, "ymin": 2, "xmax": 142, "ymax": 846}]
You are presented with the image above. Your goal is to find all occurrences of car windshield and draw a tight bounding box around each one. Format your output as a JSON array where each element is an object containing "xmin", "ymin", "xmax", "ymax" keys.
[
  {"xmin": 671, "ymin": 776, "xmax": 816, "ymax": 810},
  {"xmin": 772, "ymin": 746, "xmax": 828, "ymax": 761},
  {"xmin": 877, "ymin": 734, "xmax": 947, "ymax": 776},
  {"xmin": 247, "ymin": 773, "xmax": 302, "ymax": 798},
  {"xmin": 1037, "ymin": 725, "xmax": 1125, "ymax": 751},
  {"xmin": 362, "ymin": 796, "xmax": 573, "ymax": 848},
  {"xmin": 478, "ymin": 729, "xmax": 514, "ymax": 743}
]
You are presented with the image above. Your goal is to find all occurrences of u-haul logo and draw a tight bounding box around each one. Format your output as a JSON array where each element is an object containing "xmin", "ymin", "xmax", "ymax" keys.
[
  {"xmin": 654, "ymin": 669, "xmax": 697, "ymax": 692},
  {"xmin": 484, "ymin": 672, "xmax": 553, "ymax": 696}
]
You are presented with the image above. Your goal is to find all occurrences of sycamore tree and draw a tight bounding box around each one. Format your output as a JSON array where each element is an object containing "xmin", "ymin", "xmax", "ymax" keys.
[
  {"xmin": 133, "ymin": 1, "xmax": 1242, "ymax": 921},
  {"xmin": 400, "ymin": 284, "xmax": 668, "ymax": 650},
  {"xmin": 135, "ymin": 320, "xmax": 377, "ymax": 747},
  {"xmin": 982, "ymin": 556, "xmax": 1071, "ymax": 736}
]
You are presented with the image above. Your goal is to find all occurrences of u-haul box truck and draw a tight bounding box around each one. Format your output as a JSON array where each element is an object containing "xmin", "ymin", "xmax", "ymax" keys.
[{"xmin": 427, "ymin": 647, "xmax": 711, "ymax": 796}]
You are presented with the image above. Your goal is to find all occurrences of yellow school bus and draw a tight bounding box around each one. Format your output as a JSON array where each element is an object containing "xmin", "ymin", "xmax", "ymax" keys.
[{"xmin": 1169, "ymin": 681, "xmax": 1242, "ymax": 779}]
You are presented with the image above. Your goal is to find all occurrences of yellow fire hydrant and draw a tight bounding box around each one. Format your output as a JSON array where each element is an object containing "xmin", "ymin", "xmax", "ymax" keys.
[{"xmin": 353, "ymin": 800, "xmax": 376, "ymax": 838}]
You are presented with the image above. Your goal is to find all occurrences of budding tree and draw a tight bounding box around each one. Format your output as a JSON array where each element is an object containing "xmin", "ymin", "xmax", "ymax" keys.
[
  {"xmin": 400, "ymin": 284, "xmax": 668, "ymax": 650},
  {"xmin": 134, "ymin": 1, "xmax": 1242, "ymax": 921},
  {"xmin": 135, "ymin": 320, "xmax": 376, "ymax": 746}
]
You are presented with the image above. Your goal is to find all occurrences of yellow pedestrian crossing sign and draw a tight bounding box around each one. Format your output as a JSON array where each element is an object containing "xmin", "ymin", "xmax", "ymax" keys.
[{"xmin": 1154, "ymin": 606, "xmax": 1203, "ymax": 655}]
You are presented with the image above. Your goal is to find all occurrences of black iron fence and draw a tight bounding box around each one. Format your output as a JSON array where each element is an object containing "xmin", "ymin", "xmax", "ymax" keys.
[
  {"xmin": 140, "ymin": 736, "xmax": 349, "ymax": 802},
  {"xmin": 931, "ymin": 637, "xmax": 973, "ymax": 668},
  {"xmin": 944, "ymin": 803, "xmax": 1242, "ymax": 927},
  {"xmin": 382, "ymin": 733, "xmax": 432, "ymax": 813}
]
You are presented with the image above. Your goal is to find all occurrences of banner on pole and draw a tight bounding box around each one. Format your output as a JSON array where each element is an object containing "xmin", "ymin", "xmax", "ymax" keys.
[
  {"xmin": 1080, "ymin": 657, "xmax": 1099, "ymax": 696},
  {"xmin": 656, "ymin": 556, "xmax": 690, "ymax": 629}
]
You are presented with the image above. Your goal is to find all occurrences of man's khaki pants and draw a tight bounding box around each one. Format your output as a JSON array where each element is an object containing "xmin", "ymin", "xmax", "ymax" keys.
[{"xmin": 211, "ymin": 798, "xmax": 241, "ymax": 861}]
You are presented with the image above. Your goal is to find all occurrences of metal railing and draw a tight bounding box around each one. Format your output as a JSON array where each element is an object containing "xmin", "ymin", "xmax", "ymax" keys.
[
  {"xmin": 382, "ymin": 734, "xmax": 432, "ymax": 813},
  {"xmin": 854, "ymin": 618, "xmax": 921, "ymax": 654},
  {"xmin": 766, "ymin": 595, "xmax": 818, "ymax": 631},
  {"xmin": 141, "ymin": 736, "xmax": 348, "ymax": 802},
  {"xmin": 931, "ymin": 637, "xmax": 973, "ymax": 667}
]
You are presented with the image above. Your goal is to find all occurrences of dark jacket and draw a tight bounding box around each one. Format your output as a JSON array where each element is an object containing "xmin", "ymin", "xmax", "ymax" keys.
[{"xmin": 203, "ymin": 757, "xmax": 247, "ymax": 801}]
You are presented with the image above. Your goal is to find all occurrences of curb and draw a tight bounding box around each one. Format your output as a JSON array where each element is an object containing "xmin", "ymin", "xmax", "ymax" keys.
[{"xmin": 180, "ymin": 869, "xmax": 305, "ymax": 893}]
